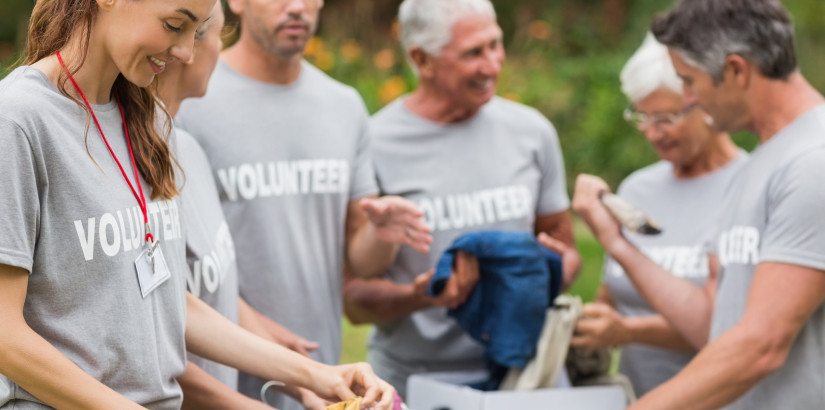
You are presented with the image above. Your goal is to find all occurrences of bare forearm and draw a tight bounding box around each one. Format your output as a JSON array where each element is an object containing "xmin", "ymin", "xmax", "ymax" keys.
[
  {"xmin": 237, "ymin": 297, "xmax": 275, "ymax": 340},
  {"xmin": 185, "ymin": 294, "xmax": 321, "ymax": 389},
  {"xmin": 625, "ymin": 315, "xmax": 694, "ymax": 352},
  {"xmin": 179, "ymin": 361, "xmax": 270, "ymax": 410},
  {"xmin": 343, "ymin": 276, "xmax": 430, "ymax": 325},
  {"xmin": 347, "ymin": 223, "xmax": 399, "ymax": 278},
  {"xmin": 631, "ymin": 324, "xmax": 777, "ymax": 409},
  {"xmin": 607, "ymin": 239, "xmax": 712, "ymax": 348},
  {"xmin": 0, "ymin": 323, "xmax": 141, "ymax": 409}
]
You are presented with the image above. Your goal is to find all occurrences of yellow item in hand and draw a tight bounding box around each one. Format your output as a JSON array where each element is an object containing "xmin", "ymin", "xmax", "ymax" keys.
[{"xmin": 325, "ymin": 396, "xmax": 362, "ymax": 410}]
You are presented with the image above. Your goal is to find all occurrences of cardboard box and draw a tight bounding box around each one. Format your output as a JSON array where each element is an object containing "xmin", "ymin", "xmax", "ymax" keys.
[{"xmin": 408, "ymin": 371, "xmax": 626, "ymax": 410}]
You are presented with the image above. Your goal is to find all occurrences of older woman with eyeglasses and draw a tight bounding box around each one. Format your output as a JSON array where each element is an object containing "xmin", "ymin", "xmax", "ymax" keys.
[{"xmin": 568, "ymin": 34, "xmax": 746, "ymax": 398}]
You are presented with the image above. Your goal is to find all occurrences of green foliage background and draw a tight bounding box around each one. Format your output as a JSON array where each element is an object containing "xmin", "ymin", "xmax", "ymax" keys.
[{"xmin": 3, "ymin": 0, "xmax": 823, "ymax": 188}]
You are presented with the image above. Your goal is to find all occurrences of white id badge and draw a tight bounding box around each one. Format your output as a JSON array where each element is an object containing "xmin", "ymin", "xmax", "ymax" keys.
[{"xmin": 135, "ymin": 246, "xmax": 171, "ymax": 298}]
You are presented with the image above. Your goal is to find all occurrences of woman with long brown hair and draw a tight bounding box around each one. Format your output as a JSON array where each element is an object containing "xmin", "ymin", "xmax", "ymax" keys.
[{"xmin": 0, "ymin": 0, "xmax": 394, "ymax": 408}]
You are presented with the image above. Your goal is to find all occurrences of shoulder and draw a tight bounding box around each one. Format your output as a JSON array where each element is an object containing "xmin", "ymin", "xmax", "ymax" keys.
[
  {"xmin": 484, "ymin": 97, "xmax": 556, "ymax": 133},
  {"xmin": 370, "ymin": 98, "xmax": 407, "ymax": 127},
  {"xmin": 0, "ymin": 67, "xmax": 66, "ymax": 121},
  {"xmin": 173, "ymin": 128, "xmax": 200, "ymax": 152}
]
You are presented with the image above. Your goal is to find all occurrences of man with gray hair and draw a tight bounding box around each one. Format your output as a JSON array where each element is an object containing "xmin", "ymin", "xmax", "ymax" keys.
[
  {"xmin": 344, "ymin": 0, "xmax": 581, "ymax": 397},
  {"xmin": 574, "ymin": 0, "xmax": 825, "ymax": 409}
]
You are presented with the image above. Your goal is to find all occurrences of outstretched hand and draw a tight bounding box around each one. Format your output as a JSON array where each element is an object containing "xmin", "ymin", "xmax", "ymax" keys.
[
  {"xmin": 361, "ymin": 196, "xmax": 433, "ymax": 253},
  {"xmin": 310, "ymin": 362, "xmax": 395, "ymax": 410}
]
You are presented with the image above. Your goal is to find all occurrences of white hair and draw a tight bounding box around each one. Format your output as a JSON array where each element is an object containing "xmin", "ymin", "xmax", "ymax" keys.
[
  {"xmin": 399, "ymin": 0, "xmax": 496, "ymax": 57},
  {"xmin": 619, "ymin": 32, "xmax": 683, "ymax": 103}
]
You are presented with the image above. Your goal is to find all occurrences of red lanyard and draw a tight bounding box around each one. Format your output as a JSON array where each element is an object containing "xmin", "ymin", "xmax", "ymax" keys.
[{"xmin": 56, "ymin": 51, "xmax": 155, "ymax": 246}]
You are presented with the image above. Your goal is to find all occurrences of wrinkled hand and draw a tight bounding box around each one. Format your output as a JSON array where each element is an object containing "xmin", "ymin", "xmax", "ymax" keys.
[
  {"xmin": 361, "ymin": 196, "xmax": 432, "ymax": 253},
  {"xmin": 570, "ymin": 303, "xmax": 630, "ymax": 349},
  {"xmin": 310, "ymin": 362, "xmax": 395, "ymax": 410},
  {"xmin": 412, "ymin": 252, "xmax": 480, "ymax": 310},
  {"xmin": 572, "ymin": 174, "xmax": 623, "ymax": 249},
  {"xmin": 537, "ymin": 232, "xmax": 579, "ymax": 291}
]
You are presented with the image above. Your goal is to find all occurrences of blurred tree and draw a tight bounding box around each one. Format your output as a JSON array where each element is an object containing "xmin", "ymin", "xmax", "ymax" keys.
[{"xmin": 2, "ymin": 0, "xmax": 823, "ymax": 187}]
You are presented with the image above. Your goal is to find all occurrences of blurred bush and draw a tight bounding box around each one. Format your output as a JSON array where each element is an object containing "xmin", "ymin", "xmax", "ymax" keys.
[{"xmin": 2, "ymin": 0, "xmax": 824, "ymax": 188}]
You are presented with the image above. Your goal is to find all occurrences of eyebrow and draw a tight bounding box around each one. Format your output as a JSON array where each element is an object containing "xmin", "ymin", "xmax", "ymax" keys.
[{"xmin": 176, "ymin": 8, "xmax": 199, "ymax": 22}]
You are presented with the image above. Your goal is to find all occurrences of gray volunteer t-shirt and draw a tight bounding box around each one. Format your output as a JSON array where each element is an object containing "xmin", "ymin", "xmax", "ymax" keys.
[
  {"xmin": 0, "ymin": 67, "xmax": 188, "ymax": 409},
  {"xmin": 176, "ymin": 128, "xmax": 240, "ymax": 389},
  {"xmin": 602, "ymin": 152, "xmax": 747, "ymax": 397},
  {"xmin": 710, "ymin": 105, "xmax": 825, "ymax": 410},
  {"xmin": 367, "ymin": 96, "xmax": 571, "ymax": 396},
  {"xmin": 176, "ymin": 60, "xmax": 377, "ymax": 407}
]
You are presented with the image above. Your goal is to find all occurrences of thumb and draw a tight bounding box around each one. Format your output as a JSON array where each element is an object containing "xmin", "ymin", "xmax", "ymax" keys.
[
  {"xmin": 331, "ymin": 382, "xmax": 357, "ymax": 403},
  {"xmin": 360, "ymin": 197, "xmax": 387, "ymax": 218},
  {"xmin": 538, "ymin": 232, "xmax": 567, "ymax": 254}
]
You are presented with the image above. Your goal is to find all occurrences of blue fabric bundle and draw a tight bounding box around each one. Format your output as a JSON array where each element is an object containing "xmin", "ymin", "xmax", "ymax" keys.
[{"xmin": 427, "ymin": 230, "xmax": 563, "ymax": 390}]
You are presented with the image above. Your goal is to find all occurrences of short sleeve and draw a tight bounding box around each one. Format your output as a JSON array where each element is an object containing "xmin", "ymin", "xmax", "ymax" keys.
[
  {"xmin": 348, "ymin": 96, "xmax": 379, "ymax": 200},
  {"xmin": 0, "ymin": 116, "xmax": 41, "ymax": 272},
  {"xmin": 535, "ymin": 116, "xmax": 571, "ymax": 216},
  {"xmin": 759, "ymin": 147, "xmax": 825, "ymax": 271}
]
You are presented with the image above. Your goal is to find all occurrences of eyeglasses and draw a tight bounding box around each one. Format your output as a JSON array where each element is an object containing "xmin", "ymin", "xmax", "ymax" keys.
[{"xmin": 623, "ymin": 103, "xmax": 697, "ymax": 130}]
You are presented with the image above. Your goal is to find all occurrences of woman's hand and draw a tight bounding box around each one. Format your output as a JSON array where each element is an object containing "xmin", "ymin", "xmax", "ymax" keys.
[{"xmin": 309, "ymin": 362, "xmax": 395, "ymax": 410}]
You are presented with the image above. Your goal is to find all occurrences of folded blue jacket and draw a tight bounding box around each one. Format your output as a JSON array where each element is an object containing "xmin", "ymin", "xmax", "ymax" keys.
[{"xmin": 427, "ymin": 231, "xmax": 563, "ymax": 389}]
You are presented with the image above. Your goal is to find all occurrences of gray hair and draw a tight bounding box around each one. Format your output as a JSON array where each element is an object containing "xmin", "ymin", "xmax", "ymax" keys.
[
  {"xmin": 398, "ymin": 0, "xmax": 496, "ymax": 57},
  {"xmin": 620, "ymin": 33, "xmax": 683, "ymax": 103},
  {"xmin": 651, "ymin": 0, "xmax": 797, "ymax": 83}
]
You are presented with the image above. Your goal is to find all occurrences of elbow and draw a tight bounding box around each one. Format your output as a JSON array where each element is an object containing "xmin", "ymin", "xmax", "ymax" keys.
[
  {"xmin": 343, "ymin": 304, "xmax": 371, "ymax": 326},
  {"xmin": 733, "ymin": 323, "xmax": 794, "ymax": 382},
  {"xmin": 686, "ymin": 322, "xmax": 711, "ymax": 350},
  {"xmin": 342, "ymin": 282, "xmax": 375, "ymax": 325}
]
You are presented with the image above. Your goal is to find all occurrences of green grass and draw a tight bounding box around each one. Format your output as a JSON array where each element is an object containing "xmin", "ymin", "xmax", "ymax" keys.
[{"xmin": 339, "ymin": 217, "xmax": 605, "ymax": 364}]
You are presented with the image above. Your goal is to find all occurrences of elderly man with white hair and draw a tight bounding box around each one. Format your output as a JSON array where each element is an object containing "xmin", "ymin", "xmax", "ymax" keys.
[
  {"xmin": 343, "ymin": 0, "xmax": 581, "ymax": 396},
  {"xmin": 567, "ymin": 33, "xmax": 746, "ymax": 398}
]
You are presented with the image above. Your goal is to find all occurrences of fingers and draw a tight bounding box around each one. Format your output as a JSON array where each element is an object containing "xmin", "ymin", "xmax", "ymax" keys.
[
  {"xmin": 348, "ymin": 363, "xmax": 384, "ymax": 409},
  {"xmin": 331, "ymin": 382, "xmax": 357, "ymax": 404},
  {"xmin": 412, "ymin": 269, "xmax": 435, "ymax": 297},
  {"xmin": 572, "ymin": 174, "xmax": 611, "ymax": 209},
  {"xmin": 581, "ymin": 302, "xmax": 610, "ymax": 318},
  {"xmin": 300, "ymin": 339, "xmax": 320, "ymax": 352},
  {"xmin": 403, "ymin": 224, "xmax": 433, "ymax": 253},
  {"xmin": 537, "ymin": 232, "xmax": 568, "ymax": 254},
  {"xmin": 375, "ymin": 380, "xmax": 396, "ymax": 410},
  {"xmin": 360, "ymin": 197, "xmax": 389, "ymax": 220},
  {"xmin": 570, "ymin": 334, "xmax": 597, "ymax": 348},
  {"xmin": 455, "ymin": 252, "xmax": 479, "ymax": 302}
]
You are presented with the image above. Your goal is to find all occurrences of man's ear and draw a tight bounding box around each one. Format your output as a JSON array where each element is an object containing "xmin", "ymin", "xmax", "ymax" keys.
[
  {"xmin": 724, "ymin": 54, "xmax": 752, "ymax": 88},
  {"xmin": 227, "ymin": 0, "xmax": 245, "ymax": 17},
  {"xmin": 409, "ymin": 47, "xmax": 435, "ymax": 79}
]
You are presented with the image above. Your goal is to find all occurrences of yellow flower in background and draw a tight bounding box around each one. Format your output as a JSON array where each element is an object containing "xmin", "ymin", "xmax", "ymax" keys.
[
  {"xmin": 313, "ymin": 49, "xmax": 335, "ymax": 71},
  {"xmin": 378, "ymin": 76, "xmax": 407, "ymax": 105},
  {"xmin": 528, "ymin": 20, "xmax": 552, "ymax": 40},
  {"xmin": 373, "ymin": 49, "xmax": 396, "ymax": 71},
  {"xmin": 391, "ymin": 20, "xmax": 401, "ymax": 41},
  {"xmin": 340, "ymin": 39, "xmax": 362, "ymax": 63},
  {"xmin": 305, "ymin": 36, "xmax": 325, "ymax": 58}
]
